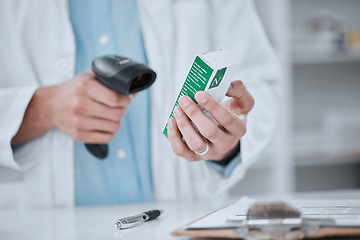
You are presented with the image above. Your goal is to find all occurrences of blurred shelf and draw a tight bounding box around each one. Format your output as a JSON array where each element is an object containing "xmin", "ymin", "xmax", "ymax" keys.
[
  {"xmin": 294, "ymin": 129, "xmax": 360, "ymax": 167},
  {"xmin": 295, "ymin": 149, "xmax": 360, "ymax": 167},
  {"xmin": 292, "ymin": 51, "xmax": 360, "ymax": 65}
]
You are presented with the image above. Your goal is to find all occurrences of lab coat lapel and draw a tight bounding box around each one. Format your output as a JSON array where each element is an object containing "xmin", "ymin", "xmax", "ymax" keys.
[{"xmin": 137, "ymin": 0, "xmax": 180, "ymax": 200}]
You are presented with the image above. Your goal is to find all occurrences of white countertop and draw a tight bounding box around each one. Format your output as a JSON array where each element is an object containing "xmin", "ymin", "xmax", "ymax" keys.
[
  {"xmin": 0, "ymin": 199, "xmax": 233, "ymax": 240},
  {"xmin": 1, "ymin": 190, "xmax": 359, "ymax": 240}
]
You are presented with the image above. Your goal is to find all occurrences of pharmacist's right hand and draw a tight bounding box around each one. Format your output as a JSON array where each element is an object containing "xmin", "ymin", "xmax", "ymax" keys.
[{"xmin": 51, "ymin": 71, "xmax": 131, "ymax": 143}]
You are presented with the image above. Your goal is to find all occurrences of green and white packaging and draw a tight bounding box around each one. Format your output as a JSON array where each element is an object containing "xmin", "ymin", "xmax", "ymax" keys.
[{"xmin": 163, "ymin": 49, "xmax": 240, "ymax": 137}]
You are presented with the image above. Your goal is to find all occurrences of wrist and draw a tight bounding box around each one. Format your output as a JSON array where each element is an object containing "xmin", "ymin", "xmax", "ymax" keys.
[
  {"xmin": 32, "ymin": 86, "xmax": 58, "ymax": 129},
  {"xmin": 211, "ymin": 141, "xmax": 240, "ymax": 166},
  {"xmin": 11, "ymin": 86, "xmax": 57, "ymax": 146}
]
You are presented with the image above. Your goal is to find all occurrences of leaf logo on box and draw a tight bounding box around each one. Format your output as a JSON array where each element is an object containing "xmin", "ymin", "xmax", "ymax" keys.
[{"xmin": 209, "ymin": 67, "xmax": 227, "ymax": 89}]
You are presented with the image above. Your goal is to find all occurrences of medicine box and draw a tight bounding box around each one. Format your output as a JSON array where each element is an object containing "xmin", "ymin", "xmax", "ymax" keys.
[{"xmin": 163, "ymin": 49, "xmax": 240, "ymax": 137}]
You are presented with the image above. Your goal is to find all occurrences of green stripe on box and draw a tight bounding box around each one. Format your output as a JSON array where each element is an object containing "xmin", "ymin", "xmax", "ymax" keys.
[{"xmin": 163, "ymin": 57, "xmax": 214, "ymax": 137}]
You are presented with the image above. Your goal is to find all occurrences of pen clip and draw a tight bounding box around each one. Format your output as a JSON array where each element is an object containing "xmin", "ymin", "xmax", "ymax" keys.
[{"xmin": 115, "ymin": 213, "xmax": 148, "ymax": 230}]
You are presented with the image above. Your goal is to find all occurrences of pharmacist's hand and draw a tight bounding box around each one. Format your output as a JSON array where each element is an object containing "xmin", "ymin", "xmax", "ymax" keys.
[
  {"xmin": 51, "ymin": 71, "xmax": 132, "ymax": 143},
  {"xmin": 167, "ymin": 80, "xmax": 254, "ymax": 162}
]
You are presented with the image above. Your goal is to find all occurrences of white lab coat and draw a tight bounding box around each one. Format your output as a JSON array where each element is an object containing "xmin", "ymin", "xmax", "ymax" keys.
[{"xmin": 0, "ymin": 0, "xmax": 281, "ymax": 208}]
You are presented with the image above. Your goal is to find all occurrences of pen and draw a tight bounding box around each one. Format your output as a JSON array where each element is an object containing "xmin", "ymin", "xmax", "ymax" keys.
[{"xmin": 115, "ymin": 209, "xmax": 162, "ymax": 230}]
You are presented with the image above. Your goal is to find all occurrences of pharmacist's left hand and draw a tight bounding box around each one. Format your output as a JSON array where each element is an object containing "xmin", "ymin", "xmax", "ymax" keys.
[{"xmin": 167, "ymin": 80, "xmax": 254, "ymax": 162}]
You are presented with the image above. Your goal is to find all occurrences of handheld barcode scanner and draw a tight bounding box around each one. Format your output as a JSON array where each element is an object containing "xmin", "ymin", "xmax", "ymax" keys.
[{"xmin": 85, "ymin": 55, "xmax": 156, "ymax": 159}]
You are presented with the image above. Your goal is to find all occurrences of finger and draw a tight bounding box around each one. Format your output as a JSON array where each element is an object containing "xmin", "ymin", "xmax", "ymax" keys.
[
  {"xmin": 74, "ymin": 130, "xmax": 114, "ymax": 144},
  {"xmin": 86, "ymin": 79, "xmax": 132, "ymax": 107},
  {"xmin": 77, "ymin": 98, "xmax": 127, "ymax": 122},
  {"xmin": 73, "ymin": 116, "xmax": 121, "ymax": 133},
  {"xmin": 225, "ymin": 81, "xmax": 254, "ymax": 115},
  {"xmin": 178, "ymin": 95, "xmax": 224, "ymax": 143},
  {"xmin": 167, "ymin": 118, "xmax": 199, "ymax": 161},
  {"xmin": 173, "ymin": 105, "xmax": 208, "ymax": 154},
  {"xmin": 195, "ymin": 91, "xmax": 246, "ymax": 138}
]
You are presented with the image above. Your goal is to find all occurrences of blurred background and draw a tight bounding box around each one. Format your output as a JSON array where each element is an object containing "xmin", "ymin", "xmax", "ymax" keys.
[
  {"xmin": 0, "ymin": 0, "xmax": 358, "ymax": 200},
  {"xmin": 231, "ymin": 0, "xmax": 360, "ymax": 196}
]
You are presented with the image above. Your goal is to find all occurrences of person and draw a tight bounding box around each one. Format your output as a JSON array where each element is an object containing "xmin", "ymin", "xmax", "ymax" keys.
[{"xmin": 0, "ymin": 0, "xmax": 281, "ymax": 207}]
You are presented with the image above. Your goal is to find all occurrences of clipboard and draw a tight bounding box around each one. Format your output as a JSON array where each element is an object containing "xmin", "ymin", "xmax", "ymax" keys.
[{"xmin": 171, "ymin": 199, "xmax": 360, "ymax": 239}]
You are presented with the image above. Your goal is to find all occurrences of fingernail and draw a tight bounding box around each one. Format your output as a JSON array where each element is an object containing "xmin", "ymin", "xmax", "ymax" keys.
[
  {"xmin": 174, "ymin": 106, "xmax": 183, "ymax": 117},
  {"xmin": 179, "ymin": 96, "xmax": 190, "ymax": 107},
  {"xmin": 168, "ymin": 118, "xmax": 174, "ymax": 128},
  {"xmin": 196, "ymin": 92, "xmax": 207, "ymax": 104}
]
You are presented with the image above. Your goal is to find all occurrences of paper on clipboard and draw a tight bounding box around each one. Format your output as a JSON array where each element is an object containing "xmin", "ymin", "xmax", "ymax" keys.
[
  {"xmin": 291, "ymin": 199, "xmax": 360, "ymax": 226},
  {"xmin": 186, "ymin": 197, "xmax": 360, "ymax": 230},
  {"xmin": 185, "ymin": 197, "xmax": 254, "ymax": 230}
]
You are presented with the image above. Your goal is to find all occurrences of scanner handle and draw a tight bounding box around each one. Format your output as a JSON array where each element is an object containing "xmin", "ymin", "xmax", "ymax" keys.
[
  {"xmin": 85, "ymin": 143, "xmax": 108, "ymax": 159},
  {"xmin": 84, "ymin": 55, "xmax": 156, "ymax": 159}
]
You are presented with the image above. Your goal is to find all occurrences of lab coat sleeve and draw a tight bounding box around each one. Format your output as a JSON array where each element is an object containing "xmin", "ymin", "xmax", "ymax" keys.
[
  {"xmin": 203, "ymin": 0, "xmax": 282, "ymax": 196},
  {"xmin": 0, "ymin": 86, "xmax": 38, "ymax": 170}
]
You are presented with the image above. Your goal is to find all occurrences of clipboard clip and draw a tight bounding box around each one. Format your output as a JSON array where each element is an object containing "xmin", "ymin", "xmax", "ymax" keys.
[{"xmin": 235, "ymin": 202, "xmax": 335, "ymax": 240}]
